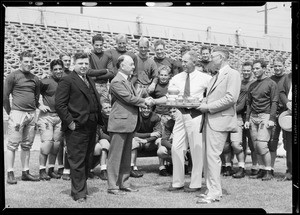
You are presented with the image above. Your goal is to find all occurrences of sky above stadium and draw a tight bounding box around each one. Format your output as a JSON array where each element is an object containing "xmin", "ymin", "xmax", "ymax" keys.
[{"xmin": 31, "ymin": 2, "xmax": 291, "ymax": 38}]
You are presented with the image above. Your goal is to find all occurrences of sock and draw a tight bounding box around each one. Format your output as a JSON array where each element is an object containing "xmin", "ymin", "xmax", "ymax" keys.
[
  {"xmin": 100, "ymin": 165, "xmax": 107, "ymax": 170},
  {"xmin": 159, "ymin": 166, "xmax": 166, "ymax": 171},
  {"xmin": 7, "ymin": 168, "xmax": 14, "ymax": 172},
  {"xmin": 251, "ymin": 165, "xmax": 258, "ymax": 170},
  {"xmin": 48, "ymin": 164, "xmax": 55, "ymax": 168},
  {"xmin": 238, "ymin": 162, "xmax": 245, "ymax": 169},
  {"xmin": 225, "ymin": 163, "xmax": 231, "ymax": 167},
  {"xmin": 23, "ymin": 168, "xmax": 29, "ymax": 171},
  {"xmin": 58, "ymin": 165, "xmax": 64, "ymax": 169},
  {"xmin": 133, "ymin": 166, "xmax": 138, "ymax": 171},
  {"xmin": 63, "ymin": 169, "xmax": 70, "ymax": 174},
  {"xmin": 39, "ymin": 166, "xmax": 46, "ymax": 170},
  {"xmin": 265, "ymin": 166, "xmax": 271, "ymax": 171}
]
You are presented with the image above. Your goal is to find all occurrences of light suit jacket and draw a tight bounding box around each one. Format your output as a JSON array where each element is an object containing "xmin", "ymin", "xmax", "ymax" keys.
[
  {"xmin": 201, "ymin": 65, "xmax": 241, "ymax": 132},
  {"xmin": 107, "ymin": 72, "xmax": 145, "ymax": 133}
]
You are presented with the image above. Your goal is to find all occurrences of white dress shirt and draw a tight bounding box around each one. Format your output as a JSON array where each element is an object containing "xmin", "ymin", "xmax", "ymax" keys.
[{"xmin": 169, "ymin": 70, "xmax": 212, "ymax": 100}]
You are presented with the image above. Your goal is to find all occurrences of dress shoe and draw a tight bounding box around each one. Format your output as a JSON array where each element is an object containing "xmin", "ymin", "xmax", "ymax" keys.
[
  {"xmin": 262, "ymin": 170, "xmax": 273, "ymax": 181},
  {"xmin": 250, "ymin": 168, "xmax": 259, "ymax": 176},
  {"xmin": 223, "ymin": 166, "xmax": 233, "ymax": 176},
  {"xmin": 232, "ymin": 167, "xmax": 245, "ymax": 179},
  {"xmin": 76, "ymin": 197, "xmax": 86, "ymax": 203},
  {"xmin": 271, "ymin": 169, "xmax": 274, "ymax": 176},
  {"xmin": 120, "ymin": 187, "xmax": 139, "ymax": 192},
  {"xmin": 184, "ymin": 187, "xmax": 201, "ymax": 192},
  {"xmin": 167, "ymin": 185, "xmax": 184, "ymax": 191},
  {"xmin": 88, "ymin": 171, "xmax": 99, "ymax": 179},
  {"xmin": 39, "ymin": 169, "xmax": 51, "ymax": 181},
  {"xmin": 62, "ymin": 173, "xmax": 71, "ymax": 181},
  {"xmin": 196, "ymin": 196, "xmax": 220, "ymax": 204},
  {"xmin": 159, "ymin": 169, "xmax": 170, "ymax": 176},
  {"xmin": 99, "ymin": 170, "xmax": 108, "ymax": 180},
  {"xmin": 220, "ymin": 166, "xmax": 226, "ymax": 174},
  {"xmin": 165, "ymin": 164, "xmax": 173, "ymax": 175},
  {"xmin": 57, "ymin": 167, "xmax": 64, "ymax": 176},
  {"xmin": 130, "ymin": 169, "xmax": 143, "ymax": 178},
  {"xmin": 250, "ymin": 169, "xmax": 265, "ymax": 179},
  {"xmin": 48, "ymin": 167, "xmax": 61, "ymax": 179},
  {"xmin": 7, "ymin": 171, "xmax": 17, "ymax": 184},
  {"xmin": 107, "ymin": 189, "xmax": 127, "ymax": 195},
  {"xmin": 21, "ymin": 170, "xmax": 40, "ymax": 181}
]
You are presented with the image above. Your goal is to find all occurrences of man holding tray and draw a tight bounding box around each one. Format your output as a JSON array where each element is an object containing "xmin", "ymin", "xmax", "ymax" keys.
[{"xmin": 151, "ymin": 50, "xmax": 211, "ymax": 192}]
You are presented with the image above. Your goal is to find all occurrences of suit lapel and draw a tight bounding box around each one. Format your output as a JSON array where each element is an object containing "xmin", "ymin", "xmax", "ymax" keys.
[
  {"xmin": 72, "ymin": 72, "xmax": 90, "ymax": 98},
  {"xmin": 207, "ymin": 69, "xmax": 228, "ymax": 95}
]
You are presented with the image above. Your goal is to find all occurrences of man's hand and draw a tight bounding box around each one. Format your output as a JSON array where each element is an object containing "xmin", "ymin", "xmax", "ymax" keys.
[
  {"xmin": 197, "ymin": 103, "xmax": 209, "ymax": 113},
  {"xmin": 38, "ymin": 104, "xmax": 51, "ymax": 113},
  {"xmin": 68, "ymin": 121, "xmax": 76, "ymax": 131},
  {"xmin": 145, "ymin": 97, "xmax": 155, "ymax": 106},
  {"xmin": 150, "ymin": 131, "xmax": 161, "ymax": 138},
  {"xmin": 266, "ymin": 120, "xmax": 275, "ymax": 128},
  {"xmin": 244, "ymin": 121, "xmax": 250, "ymax": 129}
]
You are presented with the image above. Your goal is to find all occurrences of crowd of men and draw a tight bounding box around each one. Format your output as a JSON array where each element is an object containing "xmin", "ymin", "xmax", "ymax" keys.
[{"xmin": 4, "ymin": 33, "xmax": 292, "ymax": 204}]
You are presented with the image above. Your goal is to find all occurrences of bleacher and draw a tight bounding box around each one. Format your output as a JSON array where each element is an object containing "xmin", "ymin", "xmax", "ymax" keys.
[{"xmin": 4, "ymin": 21, "xmax": 292, "ymax": 80}]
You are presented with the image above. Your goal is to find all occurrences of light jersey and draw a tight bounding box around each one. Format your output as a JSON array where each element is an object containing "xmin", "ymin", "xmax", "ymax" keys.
[{"xmin": 168, "ymin": 69, "xmax": 212, "ymax": 100}]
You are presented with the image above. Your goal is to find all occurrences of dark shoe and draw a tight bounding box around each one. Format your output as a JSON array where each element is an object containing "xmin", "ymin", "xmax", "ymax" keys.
[
  {"xmin": 57, "ymin": 167, "xmax": 64, "ymax": 176},
  {"xmin": 62, "ymin": 173, "xmax": 71, "ymax": 181},
  {"xmin": 167, "ymin": 185, "xmax": 184, "ymax": 191},
  {"xmin": 165, "ymin": 164, "xmax": 173, "ymax": 175},
  {"xmin": 107, "ymin": 189, "xmax": 127, "ymax": 195},
  {"xmin": 21, "ymin": 170, "xmax": 40, "ymax": 181},
  {"xmin": 159, "ymin": 169, "xmax": 170, "ymax": 177},
  {"xmin": 48, "ymin": 167, "xmax": 61, "ymax": 179},
  {"xmin": 232, "ymin": 167, "xmax": 245, "ymax": 179},
  {"xmin": 76, "ymin": 197, "xmax": 86, "ymax": 203},
  {"xmin": 7, "ymin": 171, "xmax": 17, "ymax": 184},
  {"xmin": 250, "ymin": 169, "xmax": 265, "ymax": 179},
  {"xmin": 39, "ymin": 169, "xmax": 51, "ymax": 181},
  {"xmin": 250, "ymin": 168, "xmax": 259, "ymax": 176},
  {"xmin": 130, "ymin": 169, "xmax": 143, "ymax": 178},
  {"xmin": 120, "ymin": 187, "xmax": 139, "ymax": 192},
  {"xmin": 99, "ymin": 170, "xmax": 108, "ymax": 180},
  {"xmin": 271, "ymin": 169, "xmax": 274, "ymax": 176},
  {"xmin": 88, "ymin": 171, "xmax": 99, "ymax": 179},
  {"xmin": 220, "ymin": 166, "xmax": 226, "ymax": 174},
  {"xmin": 184, "ymin": 187, "xmax": 201, "ymax": 192},
  {"xmin": 223, "ymin": 166, "xmax": 233, "ymax": 176},
  {"xmin": 262, "ymin": 170, "xmax": 273, "ymax": 181}
]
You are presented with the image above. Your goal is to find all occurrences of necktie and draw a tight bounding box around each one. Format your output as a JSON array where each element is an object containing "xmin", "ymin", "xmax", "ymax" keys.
[
  {"xmin": 208, "ymin": 72, "xmax": 219, "ymax": 95},
  {"xmin": 83, "ymin": 75, "xmax": 90, "ymax": 88},
  {"xmin": 184, "ymin": 72, "xmax": 190, "ymax": 97}
]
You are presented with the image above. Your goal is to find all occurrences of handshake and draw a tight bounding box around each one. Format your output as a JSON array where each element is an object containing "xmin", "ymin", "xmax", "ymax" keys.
[{"xmin": 144, "ymin": 97, "xmax": 156, "ymax": 107}]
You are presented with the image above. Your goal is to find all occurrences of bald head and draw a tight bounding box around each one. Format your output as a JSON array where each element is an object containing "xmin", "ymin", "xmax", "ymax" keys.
[{"xmin": 117, "ymin": 55, "xmax": 135, "ymax": 76}]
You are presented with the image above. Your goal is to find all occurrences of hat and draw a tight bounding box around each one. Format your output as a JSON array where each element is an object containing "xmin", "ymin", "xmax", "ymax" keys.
[{"xmin": 278, "ymin": 111, "xmax": 292, "ymax": 132}]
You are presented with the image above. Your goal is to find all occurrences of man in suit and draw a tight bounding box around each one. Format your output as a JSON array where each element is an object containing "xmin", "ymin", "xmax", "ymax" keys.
[
  {"xmin": 106, "ymin": 55, "xmax": 151, "ymax": 195},
  {"xmin": 197, "ymin": 47, "xmax": 241, "ymax": 204},
  {"xmin": 55, "ymin": 52, "xmax": 104, "ymax": 203}
]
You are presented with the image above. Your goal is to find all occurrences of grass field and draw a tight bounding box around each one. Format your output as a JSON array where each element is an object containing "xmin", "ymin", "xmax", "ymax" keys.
[{"xmin": 3, "ymin": 148, "xmax": 292, "ymax": 213}]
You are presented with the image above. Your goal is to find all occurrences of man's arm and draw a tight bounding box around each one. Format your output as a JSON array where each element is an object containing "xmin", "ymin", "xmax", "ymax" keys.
[
  {"xmin": 55, "ymin": 77, "xmax": 74, "ymax": 127},
  {"xmin": 3, "ymin": 74, "xmax": 14, "ymax": 115}
]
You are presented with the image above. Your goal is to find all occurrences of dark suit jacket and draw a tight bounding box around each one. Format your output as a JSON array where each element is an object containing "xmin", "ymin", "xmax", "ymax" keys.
[
  {"xmin": 55, "ymin": 71, "xmax": 103, "ymax": 131},
  {"xmin": 107, "ymin": 72, "xmax": 145, "ymax": 133}
]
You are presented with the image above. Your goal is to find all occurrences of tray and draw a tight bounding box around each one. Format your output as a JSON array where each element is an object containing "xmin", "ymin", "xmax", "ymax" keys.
[{"xmin": 161, "ymin": 103, "xmax": 201, "ymax": 108}]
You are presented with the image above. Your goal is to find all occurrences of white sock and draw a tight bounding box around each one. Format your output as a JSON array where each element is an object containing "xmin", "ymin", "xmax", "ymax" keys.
[
  {"xmin": 159, "ymin": 166, "xmax": 166, "ymax": 171},
  {"xmin": 23, "ymin": 168, "xmax": 29, "ymax": 171},
  {"xmin": 133, "ymin": 166, "xmax": 138, "ymax": 171},
  {"xmin": 238, "ymin": 162, "xmax": 245, "ymax": 169},
  {"xmin": 63, "ymin": 169, "xmax": 70, "ymax": 174},
  {"xmin": 58, "ymin": 165, "xmax": 64, "ymax": 169},
  {"xmin": 39, "ymin": 166, "xmax": 46, "ymax": 170},
  {"xmin": 48, "ymin": 164, "xmax": 55, "ymax": 168},
  {"xmin": 225, "ymin": 163, "xmax": 232, "ymax": 167},
  {"xmin": 100, "ymin": 165, "xmax": 107, "ymax": 170},
  {"xmin": 251, "ymin": 165, "xmax": 258, "ymax": 170},
  {"xmin": 265, "ymin": 166, "xmax": 271, "ymax": 171},
  {"xmin": 7, "ymin": 168, "xmax": 14, "ymax": 172}
]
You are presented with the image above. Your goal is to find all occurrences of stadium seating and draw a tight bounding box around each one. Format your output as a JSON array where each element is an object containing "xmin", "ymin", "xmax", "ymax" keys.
[{"xmin": 4, "ymin": 21, "xmax": 292, "ymax": 79}]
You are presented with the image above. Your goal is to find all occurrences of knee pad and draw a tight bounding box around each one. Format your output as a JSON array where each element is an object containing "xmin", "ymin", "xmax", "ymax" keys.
[
  {"xmin": 232, "ymin": 141, "xmax": 243, "ymax": 154},
  {"xmin": 255, "ymin": 141, "xmax": 269, "ymax": 155}
]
